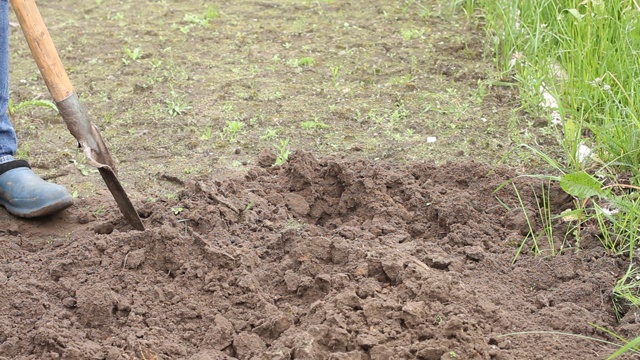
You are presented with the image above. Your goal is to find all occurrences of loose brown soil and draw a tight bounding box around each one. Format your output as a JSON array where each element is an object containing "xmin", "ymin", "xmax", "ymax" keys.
[
  {"xmin": 0, "ymin": 151, "xmax": 636, "ymax": 359},
  {"xmin": 0, "ymin": 0, "xmax": 637, "ymax": 359}
]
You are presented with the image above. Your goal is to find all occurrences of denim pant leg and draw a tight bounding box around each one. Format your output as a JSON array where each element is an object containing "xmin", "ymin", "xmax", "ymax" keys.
[{"xmin": 0, "ymin": 0, "xmax": 17, "ymax": 164}]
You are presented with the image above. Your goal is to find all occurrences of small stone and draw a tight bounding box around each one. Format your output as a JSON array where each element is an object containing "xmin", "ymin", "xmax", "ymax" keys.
[
  {"xmin": 62, "ymin": 297, "xmax": 77, "ymax": 308},
  {"xmin": 124, "ymin": 249, "xmax": 146, "ymax": 269},
  {"xmin": 464, "ymin": 246, "xmax": 485, "ymax": 261}
]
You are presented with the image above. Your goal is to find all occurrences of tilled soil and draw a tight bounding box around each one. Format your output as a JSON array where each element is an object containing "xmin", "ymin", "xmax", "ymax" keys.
[{"xmin": 0, "ymin": 151, "xmax": 636, "ymax": 360}]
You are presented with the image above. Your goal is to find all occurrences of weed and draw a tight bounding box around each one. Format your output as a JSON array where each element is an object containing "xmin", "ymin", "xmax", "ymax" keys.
[
  {"xmin": 200, "ymin": 127, "xmax": 214, "ymax": 140},
  {"xmin": 612, "ymin": 265, "xmax": 640, "ymax": 321},
  {"xmin": 220, "ymin": 120, "xmax": 245, "ymax": 143},
  {"xmin": 15, "ymin": 143, "xmax": 29, "ymax": 159},
  {"xmin": 287, "ymin": 57, "xmax": 315, "ymax": 67},
  {"xmin": 262, "ymin": 128, "xmax": 278, "ymax": 140},
  {"xmin": 93, "ymin": 205, "xmax": 107, "ymax": 217},
  {"xmin": 330, "ymin": 65, "xmax": 341, "ymax": 84},
  {"xmin": 7, "ymin": 98, "xmax": 57, "ymax": 115},
  {"xmin": 273, "ymin": 138, "xmax": 291, "ymax": 166},
  {"xmin": 293, "ymin": 16, "xmax": 308, "ymax": 33},
  {"xmin": 166, "ymin": 98, "xmax": 191, "ymax": 117},
  {"xmin": 122, "ymin": 47, "xmax": 142, "ymax": 63},
  {"xmin": 171, "ymin": 207, "xmax": 184, "ymax": 215},
  {"xmin": 300, "ymin": 118, "xmax": 329, "ymax": 130},
  {"xmin": 205, "ymin": 5, "xmax": 220, "ymax": 20},
  {"xmin": 389, "ymin": 74, "xmax": 413, "ymax": 86},
  {"xmin": 181, "ymin": 5, "xmax": 219, "ymax": 32},
  {"xmin": 71, "ymin": 158, "xmax": 98, "ymax": 176},
  {"xmin": 400, "ymin": 28, "xmax": 424, "ymax": 41},
  {"xmin": 184, "ymin": 14, "xmax": 209, "ymax": 26}
]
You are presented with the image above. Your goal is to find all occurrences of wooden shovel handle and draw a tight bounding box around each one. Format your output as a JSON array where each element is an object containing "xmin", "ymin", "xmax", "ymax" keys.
[{"xmin": 10, "ymin": 0, "xmax": 74, "ymax": 101}]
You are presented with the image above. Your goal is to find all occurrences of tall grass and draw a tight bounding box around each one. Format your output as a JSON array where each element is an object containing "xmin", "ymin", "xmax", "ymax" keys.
[
  {"xmin": 471, "ymin": 0, "xmax": 640, "ymax": 355},
  {"xmin": 480, "ymin": 0, "xmax": 640, "ymax": 171}
]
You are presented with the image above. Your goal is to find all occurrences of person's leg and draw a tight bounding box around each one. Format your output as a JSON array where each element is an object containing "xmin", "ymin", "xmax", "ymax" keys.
[
  {"xmin": 0, "ymin": 0, "xmax": 17, "ymax": 163},
  {"xmin": 0, "ymin": 0, "xmax": 73, "ymax": 218}
]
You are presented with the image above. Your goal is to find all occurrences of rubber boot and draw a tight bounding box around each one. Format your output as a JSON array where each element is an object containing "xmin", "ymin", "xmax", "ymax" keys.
[{"xmin": 0, "ymin": 160, "xmax": 73, "ymax": 218}]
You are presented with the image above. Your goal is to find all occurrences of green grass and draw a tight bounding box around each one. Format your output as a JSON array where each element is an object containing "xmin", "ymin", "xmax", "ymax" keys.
[{"xmin": 472, "ymin": 0, "xmax": 640, "ymax": 355}]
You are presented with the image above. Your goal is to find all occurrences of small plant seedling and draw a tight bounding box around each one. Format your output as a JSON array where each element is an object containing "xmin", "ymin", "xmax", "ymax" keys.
[
  {"xmin": 93, "ymin": 205, "xmax": 107, "ymax": 217},
  {"xmin": 123, "ymin": 47, "xmax": 142, "ymax": 61},
  {"xmin": 200, "ymin": 127, "xmax": 214, "ymax": 140},
  {"xmin": 184, "ymin": 14, "xmax": 209, "ymax": 26},
  {"xmin": 298, "ymin": 57, "xmax": 315, "ymax": 66},
  {"xmin": 293, "ymin": 16, "xmax": 308, "ymax": 33},
  {"xmin": 181, "ymin": 6, "xmax": 218, "ymax": 32},
  {"xmin": 7, "ymin": 98, "xmax": 58, "ymax": 115},
  {"xmin": 220, "ymin": 120, "xmax": 245, "ymax": 142},
  {"xmin": 273, "ymin": 138, "xmax": 291, "ymax": 166},
  {"xmin": 204, "ymin": 5, "xmax": 220, "ymax": 20},
  {"xmin": 171, "ymin": 207, "xmax": 184, "ymax": 215},
  {"xmin": 262, "ymin": 128, "xmax": 278, "ymax": 140},
  {"xmin": 166, "ymin": 98, "xmax": 191, "ymax": 116},
  {"xmin": 300, "ymin": 119, "xmax": 329, "ymax": 130},
  {"xmin": 71, "ymin": 158, "xmax": 98, "ymax": 176},
  {"xmin": 330, "ymin": 65, "xmax": 341, "ymax": 84},
  {"xmin": 287, "ymin": 57, "xmax": 315, "ymax": 67},
  {"xmin": 400, "ymin": 28, "xmax": 424, "ymax": 41}
]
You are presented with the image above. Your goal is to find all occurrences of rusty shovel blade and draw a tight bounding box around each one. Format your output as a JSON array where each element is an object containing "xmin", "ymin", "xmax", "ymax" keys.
[
  {"xmin": 57, "ymin": 95, "xmax": 145, "ymax": 231},
  {"xmin": 11, "ymin": 0, "xmax": 144, "ymax": 230}
]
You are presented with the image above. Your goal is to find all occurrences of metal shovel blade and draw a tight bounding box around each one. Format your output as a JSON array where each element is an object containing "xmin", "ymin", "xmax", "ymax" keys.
[
  {"xmin": 11, "ymin": 0, "xmax": 144, "ymax": 230},
  {"xmin": 57, "ymin": 94, "xmax": 145, "ymax": 231}
]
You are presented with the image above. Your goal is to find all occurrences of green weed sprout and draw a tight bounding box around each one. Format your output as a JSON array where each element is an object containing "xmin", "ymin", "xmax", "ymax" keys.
[
  {"xmin": 166, "ymin": 98, "xmax": 191, "ymax": 117},
  {"xmin": 300, "ymin": 118, "xmax": 329, "ymax": 130},
  {"xmin": 7, "ymin": 98, "xmax": 57, "ymax": 115},
  {"xmin": 273, "ymin": 138, "xmax": 290, "ymax": 166},
  {"xmin": 122, "ymin": 47, "xmax": 142, "ymax": 64},
  {"xmin": 220, "ymin": 120, "xmax": 245, "ymax": 143}
]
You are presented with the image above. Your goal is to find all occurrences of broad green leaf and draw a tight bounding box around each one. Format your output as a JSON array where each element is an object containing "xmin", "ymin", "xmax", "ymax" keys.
[{"xmin": 560, "ymin": 171, "xmax": 605, "ymax": 199}]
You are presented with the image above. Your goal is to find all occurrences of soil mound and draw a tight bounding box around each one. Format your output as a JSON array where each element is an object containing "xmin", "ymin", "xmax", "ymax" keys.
[{"xmin": 0, "ymin": 152, "xmax": 634, "ymax": 359}]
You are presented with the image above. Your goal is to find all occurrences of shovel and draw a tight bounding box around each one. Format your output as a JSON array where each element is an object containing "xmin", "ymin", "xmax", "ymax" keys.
[{"xmin": 10, "ymin": 0, "xmax": 144, "ymax": 231}]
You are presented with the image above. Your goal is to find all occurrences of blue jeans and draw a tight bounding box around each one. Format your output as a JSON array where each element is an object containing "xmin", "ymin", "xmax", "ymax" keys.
[{"xmin": 0, "ymin": 0, "xmax": 17, "ymax": 165}]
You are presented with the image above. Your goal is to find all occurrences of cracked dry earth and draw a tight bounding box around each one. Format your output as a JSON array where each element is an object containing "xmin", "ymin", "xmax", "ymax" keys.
[{"xmin": 0, "ymin": 151, "xmax": 636, "ymax": 360}]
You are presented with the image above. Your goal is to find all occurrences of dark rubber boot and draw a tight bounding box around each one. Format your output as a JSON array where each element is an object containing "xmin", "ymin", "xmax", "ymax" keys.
[{"xmin": 0, "ymin": 160, "xmax": 73, "ymax": 218}]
